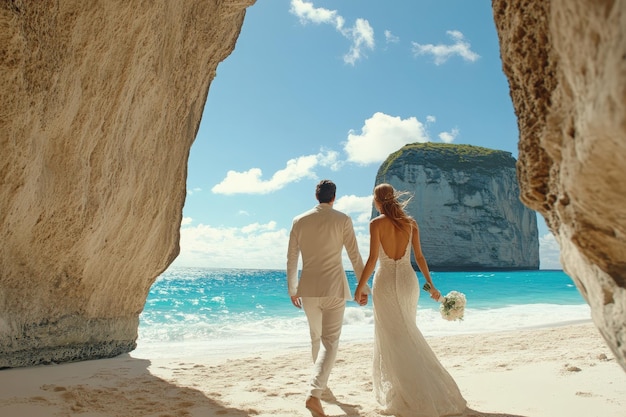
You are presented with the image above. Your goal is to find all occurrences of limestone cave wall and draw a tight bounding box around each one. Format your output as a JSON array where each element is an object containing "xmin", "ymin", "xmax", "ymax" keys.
[
  {"xmin": 0, "ymin": 0, "xmax": 255, "ymax": 368},
  {"xmin": 492, "ymin": 0, "xmax": 626, "ymax": 370}
]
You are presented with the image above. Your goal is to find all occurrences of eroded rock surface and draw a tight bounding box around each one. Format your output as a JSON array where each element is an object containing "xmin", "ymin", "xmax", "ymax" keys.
[
  {"xmin": 493, "ymin": 0, "xmax": 626, "ymax": 370},
  {"xmin": 376, "ymin": 143, "xmax": 539, "ymax": 271},
  {"xmin": 0, "ymin": 0, "xmax": 254, "ymax": 368}
]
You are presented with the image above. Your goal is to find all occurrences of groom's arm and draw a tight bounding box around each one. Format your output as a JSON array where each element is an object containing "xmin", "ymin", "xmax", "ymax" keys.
[
  {"xmin": 343, "ymin": 216, "xmax": 370, "ymax": 294},
  {"xmin": 286, "ymin": 222, "xmax": 300, "ymax": 297}
]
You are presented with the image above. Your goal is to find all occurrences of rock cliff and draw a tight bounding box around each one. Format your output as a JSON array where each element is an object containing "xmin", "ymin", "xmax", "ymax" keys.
[
  {"xmin": 0, "ymin": 0, "xmax": 254, "ymax": 368},
  {"xmin": 375, "ymin": 143, "xmax": 539, "ymax": 271},
  {"xmin": 493, "ymin": 0, "xmax": 626, "ymax": 370}
]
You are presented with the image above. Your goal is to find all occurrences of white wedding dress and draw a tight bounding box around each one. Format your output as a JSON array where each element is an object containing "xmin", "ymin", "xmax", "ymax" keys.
[{"xmin": 372, "ymin": 231, "xmax": 467, "ymax": 417}]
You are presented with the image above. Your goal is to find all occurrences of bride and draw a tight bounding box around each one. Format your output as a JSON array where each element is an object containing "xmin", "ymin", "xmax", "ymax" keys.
[{"xmin": 354, "ymin": 183, "xmax": 467, "ymax": 417}]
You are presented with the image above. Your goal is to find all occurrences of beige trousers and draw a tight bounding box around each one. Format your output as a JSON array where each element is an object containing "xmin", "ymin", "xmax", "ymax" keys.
[{"xmin": 301, "ymin": 296, "xmax": 346, "ymax": 398}]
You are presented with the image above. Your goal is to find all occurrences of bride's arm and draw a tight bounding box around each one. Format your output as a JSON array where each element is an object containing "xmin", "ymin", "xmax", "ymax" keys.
[
  {"xmin": 411, "ymin": 220, "xmax": 441, "ymax": 301},
  {"xmin": 354, "ymin": 220, "xmax": 380, "ymax": 303}
]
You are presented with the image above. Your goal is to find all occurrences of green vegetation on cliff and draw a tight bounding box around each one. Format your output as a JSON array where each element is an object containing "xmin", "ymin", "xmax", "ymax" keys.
[{"xmin": 377, "ymin": 143, "xmax": 515, "ymax": 180}]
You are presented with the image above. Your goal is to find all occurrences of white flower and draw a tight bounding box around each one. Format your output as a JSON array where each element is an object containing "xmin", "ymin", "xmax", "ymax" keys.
[
  {"xmin": 422, "ymin": 283, "xmax": 466, "ymax": 321},
  {"xmin": 440, "ymin": 291, "xmax": 466, "ymax": 321}
]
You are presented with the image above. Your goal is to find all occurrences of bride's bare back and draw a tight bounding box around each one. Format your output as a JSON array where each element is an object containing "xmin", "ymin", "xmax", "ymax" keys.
[{"xmin": 375, "ymin": 215, "xmax": 414, "ymax": 260}]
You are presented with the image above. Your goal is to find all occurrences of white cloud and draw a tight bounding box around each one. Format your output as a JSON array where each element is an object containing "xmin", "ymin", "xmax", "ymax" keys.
[
  {"xmin": 212, "ymin": 150, "xmax": 339, "ymax": 195},
  {"xmin": 344, "ymin": 112, "xmax": 430, "ymax": 165},
  {"xmin": 412, "ymin": 30, "xmax": 480, "ymax": 65},
  {"xmin": 384, "ymin": 30, "xmax": 399, "ymax": 44},
  {"xmin": 181, "ymin": 217, "xmax": 193, "ymax": 226},
  {"xmin": 173, "ymin": 218, "xmax": 370, "ymax": 270},
  {"xmin": 319, "ymin": 147, "xmax": 342, "ymax": 171},
  {"xmin": 289, "ymin": 0, "xmax": 341, "ymax": 27},
  {"xmin": 186, "ymin": 187, "xmax": 202, "ymax": 195},
  {"xmin": 173, "ymin": 222, "xmax": 290, "ymax": 269},
  {"xmin": 343, "ymin": 18, "xmax": 375, "ymax": 65},
  {"xmin": 426, "ymin": 115, "xmax": 436, "ymax": 124},
  {"xmin": 289, "ymin": 0, "xmax": 374, "ymax": 65},
  {"xmin": 241, "ymin": 221, "xmax": 277, "ymax": 234},
  {"xmin": 334, "ymin": 194, "xmax": 374, "ymax": 224},
  {"xmin": 539, "ymin": 232, "xmax": 563, "ymax": 270},
  {"xmin": 439, "ymin": 128, "xmax": 459, "ymax": 143}
]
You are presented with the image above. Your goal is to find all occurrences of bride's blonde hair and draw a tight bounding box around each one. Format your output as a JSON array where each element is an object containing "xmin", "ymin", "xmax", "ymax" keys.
[{"xmin": 373, "ymin": 183, "xmax": 413, "ymax": 231}]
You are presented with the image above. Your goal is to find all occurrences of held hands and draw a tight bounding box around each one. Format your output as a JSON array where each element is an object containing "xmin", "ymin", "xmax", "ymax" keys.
[{"xmin": 353, "ymin": 285, "xmax": 369, "ymax": 306}]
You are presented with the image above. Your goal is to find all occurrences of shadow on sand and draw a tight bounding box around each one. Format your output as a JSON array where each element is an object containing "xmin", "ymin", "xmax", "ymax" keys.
[
  {"xmin": 0, "ymin": 355, "xmax": 532, "ymax": 417},
  {"xmin": 0, "ymin": 354, "xmax": 252, "ymax": 416},
  {"xmin": 320, "ymin": 390, "xmax": 528, "ymax": 417}
]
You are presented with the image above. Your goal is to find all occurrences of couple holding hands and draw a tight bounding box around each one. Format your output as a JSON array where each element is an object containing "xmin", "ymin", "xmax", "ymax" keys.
[{"xmin": 287, "ymin": 180, "xmax": 467, "ymax": 417}]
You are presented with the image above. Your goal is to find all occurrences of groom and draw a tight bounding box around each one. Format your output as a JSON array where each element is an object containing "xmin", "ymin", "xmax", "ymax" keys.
[{"xmin": 287, "ymin": 179, "xmax": 367, "ymax": 417}]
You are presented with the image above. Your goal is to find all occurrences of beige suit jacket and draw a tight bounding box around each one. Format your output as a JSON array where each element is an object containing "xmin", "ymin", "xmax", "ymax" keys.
[{"xmin": 287, "ymin": 203, "xmax": 365, "ymax": 299}]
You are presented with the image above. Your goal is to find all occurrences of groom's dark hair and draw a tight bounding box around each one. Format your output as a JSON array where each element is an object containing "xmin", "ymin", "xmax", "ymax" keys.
[{"xmin": 316, "ymin": 180, "xmax": 336, "ymax": 203}]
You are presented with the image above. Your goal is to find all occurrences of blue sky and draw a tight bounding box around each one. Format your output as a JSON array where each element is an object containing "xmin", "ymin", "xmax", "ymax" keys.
[{"xmin": 171, "ymin": 0, "xmax": 562, "ymax": 270}]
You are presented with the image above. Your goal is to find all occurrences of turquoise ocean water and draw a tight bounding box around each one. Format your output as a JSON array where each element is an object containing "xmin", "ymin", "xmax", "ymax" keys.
[{"xmin": 133, "ymin": 267, "xmax": 590, "ymax": 359}]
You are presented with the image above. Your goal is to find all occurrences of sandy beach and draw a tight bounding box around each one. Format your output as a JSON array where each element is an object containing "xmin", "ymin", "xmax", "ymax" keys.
[{"xmin": 1, "ymin": 322, "xmax": 624, "ymax": 417}]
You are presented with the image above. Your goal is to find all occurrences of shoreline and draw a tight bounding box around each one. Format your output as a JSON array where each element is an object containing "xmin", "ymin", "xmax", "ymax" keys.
[
  {"xmin": 132, "ymin": 315, "xmax": 595, "ymax": 362},
  {"xmin": 1, "ymin": 322, "xmax": 624, "ymax": 417}
]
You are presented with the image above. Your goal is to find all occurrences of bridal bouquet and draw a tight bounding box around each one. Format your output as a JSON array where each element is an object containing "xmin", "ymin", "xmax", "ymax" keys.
[{"xmin": 423, "ymin": 283, "xmax": 466, "ymax": 321}]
